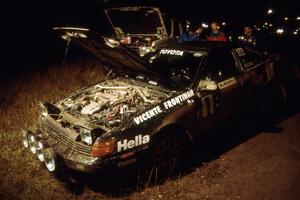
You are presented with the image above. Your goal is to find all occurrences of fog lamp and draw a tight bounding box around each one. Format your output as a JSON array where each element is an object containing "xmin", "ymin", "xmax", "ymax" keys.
[
  {"xmin": 28, "ymin": 134, "xmax": 37, "ymax": 154},
  {"xmin": 43, "ymin": 148, "xmax": 57, "ymax": 172},
  {"xmin": 36, "ymin": 141, "xmax": 44, "ymax": 161},
  {"xmin": 21, "ymin": 129, "xmax": 29, "ymax": 148}
]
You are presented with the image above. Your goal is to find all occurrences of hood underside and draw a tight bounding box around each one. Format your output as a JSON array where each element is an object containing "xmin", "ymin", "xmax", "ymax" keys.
[
  {"xmin": 53, "ymin": 27, "xmax": 159, "ymax": 78},
  {"xmin": 105, "ymin": 6, "xmax": 168, "ymax": 37}
]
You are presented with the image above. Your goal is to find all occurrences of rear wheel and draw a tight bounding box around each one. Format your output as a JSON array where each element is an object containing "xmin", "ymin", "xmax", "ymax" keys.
[
  {"xmin": 278, "ymin": 82, "xmax": 288, "ymax": 102},
  {"xmin": 266, "ymin": 80, "xmax": 289, "ymax": 117}
]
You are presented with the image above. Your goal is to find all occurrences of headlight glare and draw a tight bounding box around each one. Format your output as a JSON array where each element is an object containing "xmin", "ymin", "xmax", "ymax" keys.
[
  {"xmin": 21, "ymin": 129, "xmax": 29, "ymax": 148},
  {"xmin": 78, "ymin": 127, "xmax": 93, "ymax": 145},
  {"xmin": 39, "ymin": 102, "xmax": 48, "ymax": 117},
  {"xmin": 28, "ymin": 134, "xmax": 37, "ymax": 154},
  {"xmin": 36, "ymin": 141, "xmax": 44, "ymax": 161},
  {"xmin": 43, "ymin": 148, "xmax": 57, "ymax": 172},
  {"xmin": 81, "ymin": 130, "xmax": 92, "ymax": 145}
]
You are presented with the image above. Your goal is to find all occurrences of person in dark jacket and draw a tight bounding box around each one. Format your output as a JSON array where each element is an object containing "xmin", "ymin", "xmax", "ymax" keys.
[
  {"xmin": 207, "ymin": 22, "xmax": 227, "ymax": 42},
  {"xmin": 180, "ymin": 25, "xmax": 204, "ymax": 42},
  {"xmin": 242, "ymin": 26, "xmax": 257, "ymax": 47}
]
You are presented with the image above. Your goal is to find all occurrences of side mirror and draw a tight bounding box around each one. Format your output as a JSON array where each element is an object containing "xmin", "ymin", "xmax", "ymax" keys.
[{"xmin": 198, "ymin": 80, "xmax": 218, "ymax": 91}]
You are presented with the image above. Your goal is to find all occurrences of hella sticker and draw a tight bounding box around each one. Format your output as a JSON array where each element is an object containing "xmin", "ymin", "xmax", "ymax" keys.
[{"xmin": 117, "ymin": 135, "xmax": 150, "ymax": 152}]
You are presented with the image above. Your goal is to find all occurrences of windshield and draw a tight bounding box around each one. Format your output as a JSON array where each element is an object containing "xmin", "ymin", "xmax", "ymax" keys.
[
  {"xmin": 106, "ymin": 7, "xmax": 166, "ymax": 35},
  {"xmin": 148, "ymin": 49, "xmax": 205, "ymax": 88}
]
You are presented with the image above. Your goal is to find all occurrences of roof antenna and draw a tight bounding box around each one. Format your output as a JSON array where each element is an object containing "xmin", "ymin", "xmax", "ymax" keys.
[
  {"xmin": 61, "ymin": 37, "xmax": 71, "ymax": 66},
  {"xmin": 105, "ymin": 69, "xmax": 113, "ymax": 79}
]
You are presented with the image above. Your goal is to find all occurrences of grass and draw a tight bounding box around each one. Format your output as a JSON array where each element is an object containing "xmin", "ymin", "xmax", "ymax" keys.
[
  {"xmin": 0, "ymin": 58, "xmax": 108, "ymax": 199},
  {"xmin": 0, "ymin": 58, "xmax": 195, "ymax": 200}
]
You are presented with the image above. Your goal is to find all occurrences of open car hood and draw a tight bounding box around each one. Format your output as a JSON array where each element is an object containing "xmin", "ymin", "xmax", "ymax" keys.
[
  {"xmin": 53, "ymin": 27, "xmax": 159, "ymax": 78},
  {"xmin": 105, "ymin": 7, "xmax": 168, "ymax": 37}
]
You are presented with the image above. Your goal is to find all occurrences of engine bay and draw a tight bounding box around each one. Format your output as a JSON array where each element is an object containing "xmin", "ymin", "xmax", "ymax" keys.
[{"xmin": 57, "ymin": 79, "xmax": 170, "ymax": 131}]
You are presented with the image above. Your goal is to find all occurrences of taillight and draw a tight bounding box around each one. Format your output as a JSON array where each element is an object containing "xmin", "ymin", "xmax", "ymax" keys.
[{"xmin": 91, "ymin": 139, "xmax": 116, "ymax": 157}]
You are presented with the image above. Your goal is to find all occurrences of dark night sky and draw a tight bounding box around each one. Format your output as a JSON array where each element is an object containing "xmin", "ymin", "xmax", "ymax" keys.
[
  {"xmin": 5, "ymin": 0, "xmax": 300, "ymax": 76},
  {"xmin": 20, "ymin": 0, "xmax": 300, "ymax": 34},
  {"xmin": 22, "ymin": 0, "xmax": 299, "ymax": 26}
]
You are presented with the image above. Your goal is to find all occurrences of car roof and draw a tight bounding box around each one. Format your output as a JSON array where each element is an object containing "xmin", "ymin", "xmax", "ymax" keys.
[{"xmin": 158, "ymin": 41, "xmax": 242, "ymax": 53}]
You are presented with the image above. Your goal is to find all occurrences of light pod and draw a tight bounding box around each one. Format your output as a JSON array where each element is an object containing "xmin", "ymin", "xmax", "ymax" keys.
[
  {"xmin": 21, "ymin": 129, "xmax": 29, "ymax": 148},
  {"xmin": 28, "ymin": 134, "xmax": 37, "ymax": 154},
  {"xmin": 43, "ymin": 148, "xmax": 57, "ymax": 172},
  {"xmin": 36, "ymin": 141, "xmax": 44, "ymax": 161}
]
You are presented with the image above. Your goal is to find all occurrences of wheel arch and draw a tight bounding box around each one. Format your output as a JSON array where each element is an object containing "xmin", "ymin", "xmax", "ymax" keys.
[{"xmin": 152, "ymin": 123, "xmax": 193, "ymax": 145}]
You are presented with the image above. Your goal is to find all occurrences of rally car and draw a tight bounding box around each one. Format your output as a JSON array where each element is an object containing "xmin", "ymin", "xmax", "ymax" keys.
[{"xmin": 21, "ymin": 27, "xmax": 285, "ymax": 178}]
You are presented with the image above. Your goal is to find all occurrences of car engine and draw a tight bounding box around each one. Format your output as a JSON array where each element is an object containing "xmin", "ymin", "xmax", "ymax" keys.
[{"xmin": 57, "ymin": 79, "xmax": 170, "ymax": 130}]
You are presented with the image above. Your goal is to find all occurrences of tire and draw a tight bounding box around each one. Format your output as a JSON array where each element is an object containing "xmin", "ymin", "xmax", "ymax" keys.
[
  {"xmin": 148, "ymin": 133, "xmax": 183, "ymax": 183},
  {"xmin": 278, "ymin": 82, "xmax": 288, "ymax": 102},
  {"xmin": 245, "ymin": 79, "xmax": 288, "ymax": 119},
  {"xmin": 262, "ymin": 81, "xmax": 288, "ymax": 116},
  {"xmin": 269, "ymin": 81, "xmax": 288, "ymax": 107}
]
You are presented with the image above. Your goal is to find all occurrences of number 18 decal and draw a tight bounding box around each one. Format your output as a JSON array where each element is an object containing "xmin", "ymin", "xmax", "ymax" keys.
[{"xmin": 197, "ymin": 93, "xmax": 222, "ymax": 119}]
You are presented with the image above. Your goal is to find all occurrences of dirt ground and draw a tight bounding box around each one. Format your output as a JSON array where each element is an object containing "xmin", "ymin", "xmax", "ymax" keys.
[{"xmin": 0, "ymin": 59, "xmax": 300, "ymax": 200}]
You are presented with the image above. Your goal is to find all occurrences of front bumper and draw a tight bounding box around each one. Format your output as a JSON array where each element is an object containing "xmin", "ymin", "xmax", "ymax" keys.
[
  {"xmin": 58, "ymin": 147, "xmax": 114, "ymax": 173},
  {"xmin": 22, "ymin": 115, "xmax": 143, "ymax": 173},
  {"xmin": 22, "ymin": 127, "xmax": 119, "ymax": 173}
]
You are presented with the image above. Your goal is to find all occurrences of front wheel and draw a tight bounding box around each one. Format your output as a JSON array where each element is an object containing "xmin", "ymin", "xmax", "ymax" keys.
[{"xmin": 148, "ymin": 133, "xmax": 183, "ymax": 182}]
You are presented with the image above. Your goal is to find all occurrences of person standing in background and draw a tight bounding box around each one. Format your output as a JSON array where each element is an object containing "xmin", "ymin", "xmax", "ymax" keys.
[
  {"xmin": 242, "ymin": 26, "xmax": 257, "ymax": 47},
  {"xmin": 207, "ymin": 22, "xmax": 227, "ymax": 42}
]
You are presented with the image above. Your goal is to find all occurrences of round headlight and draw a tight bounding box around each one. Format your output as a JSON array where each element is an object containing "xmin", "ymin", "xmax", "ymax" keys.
[
  {"xmin": 36, "ymin": 141, "xmax": 44, "ymax": 161},
  {"xmin": 81, "ymin": 131, "xmax": 92, "ymax": 145},
  {"xmin": 43, "ymin": 148, "xmax": 57, "ymax": 172},
  {"xmin": 39, "ymin": 103, "xmax": 48, "ymax": 117},
  {"xmin": 21, "ymin": 129, "xmax": 29, "ymax": 148},
  {"xmin": 28, "ymin": 135, "xmax": 37, "ymax": 154}
]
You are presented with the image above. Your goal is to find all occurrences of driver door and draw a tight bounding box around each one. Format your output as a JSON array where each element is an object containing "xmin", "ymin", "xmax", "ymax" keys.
[{"xmin": 193, "ymin": 48, "xmax": 242, "ymax": 134}]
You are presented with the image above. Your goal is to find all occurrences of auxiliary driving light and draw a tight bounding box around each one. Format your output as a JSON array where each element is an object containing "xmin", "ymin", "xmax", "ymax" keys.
[
  {"xmin": 21, "ymin": 129, "xmax": 29, "ymax": 148},
  {"xmin": 43, "ymin": 148, "xmax": 57, "ymax": 172},
  {"xmin": 28, "ymin": 135, "xmax": 37, "ymax": 154},
  {"xmin": 36, "ymin": 141, "xmax": 44, "ymax": 161}
]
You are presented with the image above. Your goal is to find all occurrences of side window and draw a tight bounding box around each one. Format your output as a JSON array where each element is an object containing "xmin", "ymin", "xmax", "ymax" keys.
[
  {"xmin": 235, "ymin": 47, "xmax": 264, "ymax": 70},
  {"xmin": 202, "ymin": 49, "xmax": 237, "ymax": 81},
  {"xmin": 218, "ymin": 52, "xmax": 237, "ymax": 78},
  {"xmin": 198, "ymin": 49, "xmax": 237, "ymax": 91}
]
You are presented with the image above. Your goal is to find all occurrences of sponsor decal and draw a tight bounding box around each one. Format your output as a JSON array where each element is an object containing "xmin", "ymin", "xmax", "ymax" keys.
[
  {"xmin": 118, "ymin": 158, "xmax": 137, "ymax": 167},
  {"xmin": 193, "ymin": 52, "xmax": 203, "ymax": 57},
  {"xmin": 197, "ymin": 93, "xmax": 221, "ymax": 119},
  {"xmin": 133, "ymin": 106, "xmax": 163, "ymax": 125},
  {"xmin": 235, "ymin": 48, "xmax": 245, "ymax": 57},
  {"xmin": 159, "ymin": 49, "xmax": 184, "ymax": 56},
  {"xmin": 163, "ymin": 89, "xmax": 195, "ymax": 109},
  {"xmin": 217, "ymin": 77, "xmax": 237, "ymax": 89},
  {"xmin": 117, "ymin": 135, "xmax": 150, "ymax": 152},
  {"xmin": 133, "ymin": 89, "xmax": 195, "ymax": 125}
]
